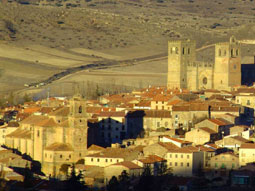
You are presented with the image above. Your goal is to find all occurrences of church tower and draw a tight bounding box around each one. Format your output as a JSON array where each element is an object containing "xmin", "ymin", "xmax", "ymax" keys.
[
  {"xmin": 67, "ymin": 93, "xmax": 89, "ymax": 159},
  {"xmin": 214, "ymin": 36, "xmax": 241, "ymax": 90},
  {"xmin": 167, "ymin": 39, "xmax": 196, "ymax": 89}
]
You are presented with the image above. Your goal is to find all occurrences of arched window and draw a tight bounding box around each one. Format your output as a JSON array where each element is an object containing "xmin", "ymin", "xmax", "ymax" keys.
[
  {"xmin": 79, "ymin": 105, "xmax": 82, "ymax": 114},
  {"xmin": 182, "ymin": 47, "xmax": 185, "ymax": 55},
  {"xmin": 218, "ymin": 49, "xmax": 221, "ymax": 57},
  {"xmin": 236, "ymin": 49, "xmax": 239, "ymax": 56},
  {"xmin": 231, "ymin": 49, "xmax": 234, "ymax": 57}
]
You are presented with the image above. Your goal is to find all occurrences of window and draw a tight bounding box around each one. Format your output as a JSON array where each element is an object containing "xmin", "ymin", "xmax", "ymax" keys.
[
  {"xmin": 187, "ymin": 163, "xmax": 190, "ymax": 167},
  {"xmin": 231, "ymin": 49, "xmax": 234, "ymax": 57},
  {"xmin": 203, "ymin": 77, "xmax": 207, "ymax": 85},
  {"xmin": 91, "ymin": 158, "xmax": 93, "ymax": 162},
  {"xmin": 224, "ymin": 50, "xmax": 227, "ymax": 56},
  {"xmin": 110, "ymin": 159, "xmax": 112, "ymax": 162},
  {"xmin": 169, "ymin": 162, "xmax": 172, "ymax": 166},
  {"xmin": 105, "ymin": 159, "xmax": 108, "ymax": 162},
  {"xmin": 175, "ymin": 154, "xmax": 178, "ymax": 158},
  {"xmin": 60, "ymin": 154, "xmax": 62, "ymax": 159},
  {"xmin": 182, "ymin": 48, "xmax": 185, "ymax": 55},
  {"xmin": 187, "ymin": 155, "xmax": 190, "ymax": 159},
  {"xmin": 175, "ymin": 47, "xmax": 179, "ymax": 54},
  {"xmin": 116, "ymin": 127, "xmax": 119, "ymax": 131},
  {"xmin": 45, "ymin": 153, "xmax": 47, "ymax": 158},
  {"xmin": 117, "ymin": 160, "xmax": 119, "ymax": 163},
  {"xmin": 181, "ymin": 154, "xmax": 183, "ymax": 158},
  {"xmin": 169, "ymin": 154, "xmax": 172, "ymax": 158},
  {"xmin": 247, "ymin": 100, "xmax": 250, "ymax": 105},
  {"xmin": 219, "ymin": 49, "xmax": 221, "ymax": 56},
  {"xmin": 97, "ymin": 158, "xmax": 100, "ymax": 162},
  {"xmin": 175, "ymin": 162, "xmax": 178, "ymax": 166},
  {"xmin": 37, "ymin": 130, "xmax": 40, "ymax": 137},
  {"xmin": 236, "ymin": 49, "xmax": 239, "ymax": 56},
  {"xmin": 157, "ymin": 122, "xmax": 160, "ymax": 127},
  {"xmin": 181, "ymin": 162, "xmax": 183, "ymax": 167},
  {"xmin": 79, "ymin": 106, "xmax": 82, "ymax": 114},
  {"xmin": 188, "ymin": 48, "xmax": 190, "ymax": 54},
  {"xmin": 69, "ymin": 155, "xmax": 71, "ymax": 159}
]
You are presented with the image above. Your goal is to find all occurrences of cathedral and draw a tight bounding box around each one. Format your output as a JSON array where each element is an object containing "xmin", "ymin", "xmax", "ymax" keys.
[
  {"xmin": 167, "ymin": 36, "xmax": 241, "ymax": 91},
  {"xmin": 5, "ymin": 94, "xmax": 91, "ymax": 176}
]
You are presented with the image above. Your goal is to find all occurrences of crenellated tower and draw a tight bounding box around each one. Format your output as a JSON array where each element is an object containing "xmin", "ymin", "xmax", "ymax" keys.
[
  {"xmin": 214, "ymin": 36, "xmax": 241, "ymax": 90},
  {"xmin": 167, "ymin": 39, "xmax": 196, "ymax": 90}
]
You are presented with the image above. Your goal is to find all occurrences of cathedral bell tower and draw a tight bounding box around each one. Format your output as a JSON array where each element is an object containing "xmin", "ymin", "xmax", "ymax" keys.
[
  {"xmin": 214, "ymin": 36, "xmax": 241, "ymax": 90},
  {"xmin": 68, "ymin": 93, "xmax": 89, "ymax": 158},
  {"xmin": 167, "ymin": 39, "xmax": 196, "ymax": 90}
]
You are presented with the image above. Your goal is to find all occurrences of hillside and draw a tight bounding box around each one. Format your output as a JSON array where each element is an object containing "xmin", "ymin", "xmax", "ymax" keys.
[{"xmin": 0, "ymin": 0, "xmax": 255, "ymax": 97}]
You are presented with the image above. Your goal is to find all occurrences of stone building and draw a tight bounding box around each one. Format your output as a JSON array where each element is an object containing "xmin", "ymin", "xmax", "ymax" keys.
[
  {"xmin": 167, "ymin": 36, "xmax": 241, "ymax": 91},
  {"xmin": 210, "ymin": 152, "xmax": 239, "ymax": 170},
  {"xmin": 5, "ymin": 94, "xmax": 91, "ymax": 177}
]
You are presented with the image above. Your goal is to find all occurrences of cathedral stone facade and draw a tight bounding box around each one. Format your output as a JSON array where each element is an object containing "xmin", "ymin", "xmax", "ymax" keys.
[
  {"xmin": 5, "ymin": 94, "xmax": 90, "ymax": 177},
  {"xmin": 167, "ymin": 36, "xmax": 241, "ymax": 91}
]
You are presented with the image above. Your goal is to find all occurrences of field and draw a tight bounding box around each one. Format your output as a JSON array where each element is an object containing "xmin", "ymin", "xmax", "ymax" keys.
[{"xmin": 0, "ymin": 0, "xmax": 255, "ymax": 99}]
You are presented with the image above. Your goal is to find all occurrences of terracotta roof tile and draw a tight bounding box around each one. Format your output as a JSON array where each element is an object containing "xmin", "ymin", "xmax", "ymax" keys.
[
  {"xmin": 240, "ymin": 143, "xmax": 255, "ymax": 149},
  {"xmin": 199, "ymin": 127, "xmax": 218, "ymax": 134},
  {"xmin": 44, "ymin": 142, "xmax": 73, "ymax": 151},
  {"xmin": 144, "ymin": 110, "xmax": 171, "ymax": 118},
  {"xmin": 139, "ymin": 155, "xmax": 166, "ymax": 164},
  {"xmin": 49, "ymin": 107, "xmax": 69, "ymax": 117},
  {"xmin": 88, "ymin": 144, "xmax": 105, "ymax": 151},
  {"xmin": 113, "ymin": 161, "xmax": 142, "ymax": 169}
]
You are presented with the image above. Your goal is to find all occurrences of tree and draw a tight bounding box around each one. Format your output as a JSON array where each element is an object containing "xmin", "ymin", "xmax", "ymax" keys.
[
  {"xmin": 107, "ymin": 176, "xmax": 119, "ymax": 191},
  {"xmin": 135, "ymin": 165, "xmax": 154, "ymax": 191},
  {"xmin": 60, "ymin": 164, "xmax": 70, "ymax": 176},
  {"xmin": 158, "ymin": 162, "xmax": 172, "ymax": 176},
  {"xmin": 118, "ymin": 170, "xmax": 130, "ymax": 191},
  {"xmin": 23, "ymin": 163, "xmax": 34, "ymax": 189},
  {"xmin": 23, "ymin": 93, "xmax": 32, "ymax": 103},
  {"xmin": 6, "ymin": 92, "xmax": 15, "ymax": 106},
  {"xmin": 66, "ymin": 164, "xmax": 86, "ymax": 191}
]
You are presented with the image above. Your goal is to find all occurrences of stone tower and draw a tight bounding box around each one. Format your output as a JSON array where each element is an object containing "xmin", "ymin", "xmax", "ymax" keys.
[
  {"xmin": 214, "ymin": 36, "xmax": 241, "ymax": 90},
  {"xmin": 67, "ymin": 94, "xmax": 89, "ymax": 158},
  {"xmin": 167, "ymin": 39, "xmax": 196, "ymax": 89}
]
